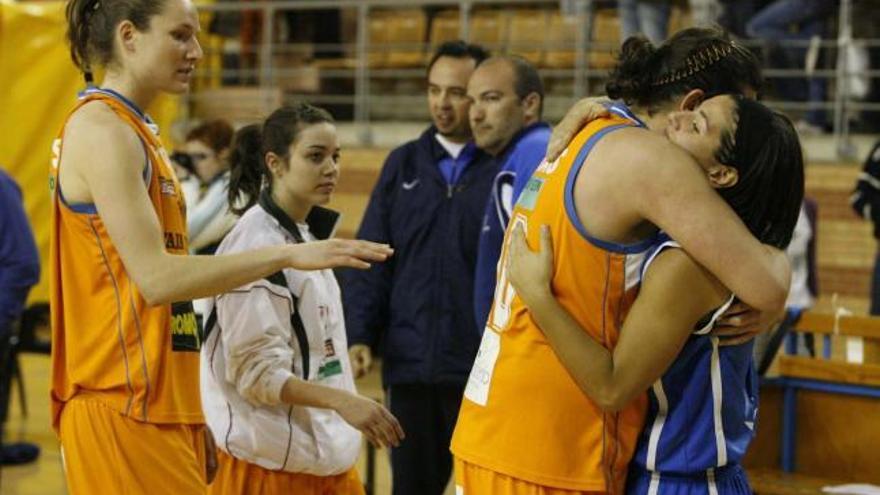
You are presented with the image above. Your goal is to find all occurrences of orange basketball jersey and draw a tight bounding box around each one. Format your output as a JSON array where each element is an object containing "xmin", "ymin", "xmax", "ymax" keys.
[
  {"xmin": 451, "ymin": 113, "xmax": 656, "ymax": 493},
  {"xmin": 50, "ymin": 89, "xmax": 203, "ymax": 430}
]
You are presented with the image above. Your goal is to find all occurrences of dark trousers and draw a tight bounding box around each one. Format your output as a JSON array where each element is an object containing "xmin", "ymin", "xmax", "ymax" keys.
[
  {"xmin": 871, "ymin": 251, "xmax": 880, "ymax": 315},
  {"xmin": 387, "ymin": 383, "xmax": 465, "ymax": 495}
]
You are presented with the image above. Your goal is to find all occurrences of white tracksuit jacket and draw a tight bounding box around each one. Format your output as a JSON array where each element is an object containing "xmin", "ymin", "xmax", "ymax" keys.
[{"xmin": 200, "ymin": 198, "xmax": 361, "ymax": 476}]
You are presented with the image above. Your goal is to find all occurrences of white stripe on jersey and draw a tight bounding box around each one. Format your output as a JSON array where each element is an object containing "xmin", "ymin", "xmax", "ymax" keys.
[
  {"xmin": 626, "ymin": 250, "xmax": 651, "ymax": 291},
  {"xmin": 694, "ymin": 295, "xmax": 736, "ymax": 335},
  {"xmin": 707, "ymin": 468, "xmax": 720, "ymax": 495},
  {"xmin": 710, "ymin": 337, "xmax": 728, "ymax": 466},
  {"xmin": 647, "ymin": 471, "xmax": 662, "ymax": 495},
  {"xmin": 646, "ymin": 380, "xmax": 670, "ymax": 471}
]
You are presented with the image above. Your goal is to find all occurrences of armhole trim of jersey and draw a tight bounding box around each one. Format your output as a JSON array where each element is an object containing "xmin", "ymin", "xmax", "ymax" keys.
[{"xmin": 563, "ymin": 123, "xmax": 660, "ymax": 254}]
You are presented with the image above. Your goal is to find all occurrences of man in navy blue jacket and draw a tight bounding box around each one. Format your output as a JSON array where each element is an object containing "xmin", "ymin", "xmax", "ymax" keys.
[
  {"xmin": 0, "ymin": 168, "xmax": 40, "ymax": 351},
  {"xmin": 0, "ymin": 167, "xmax": 41, "ymax": 463},
  {"xmin": 342, "ymin": 41, "xmax": 494, "ymax": 494},
  {"xmin": 468, "ymin": 56, "xmax": 551, "ymax": 329}
]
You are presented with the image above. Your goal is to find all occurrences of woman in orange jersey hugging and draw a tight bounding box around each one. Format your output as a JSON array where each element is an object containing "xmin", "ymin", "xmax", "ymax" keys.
[
  {"xmin": 200, "ymin": 103, "xmax": 404, "ymax": 495},
  {"xmin": 450, "ymin": 28, "xmax": 794, "ymax": 495},
  {"xmin": 54, "ymin": 1, "xmax": 392, "ymax": 494},
  {"xmin": 506, "ymin": 95, "xmax": 802, "ymax": 495}
]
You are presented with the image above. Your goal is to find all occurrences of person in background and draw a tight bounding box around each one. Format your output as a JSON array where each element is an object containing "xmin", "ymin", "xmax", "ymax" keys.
[
  {"xmin": 619, "ymin": 0, "xmax": 671, "ymax": 45},
  {"xmin": 342, "ymin": 40, "xmax": 493, "ymax": 495},
  {"xmin": 201, "ymin": 103, "xmax": 403, "ymax": 495},
  {"xmin": 745, "ymin": 0, "xmax": 834, "ymax": 133},
  {"xmin": 469, "ymin": 55, "xmax": 550, "ymax": 329},
  {"xmin": 0, "ymin": 167, "xmax": 41, "ymax": 466},
  {"xmin": 55, "ymin": 1, "xmax": 391, "ymax": 492},
  {"xmin": 180, "ymin": 119, "xmax": 237, "ymax": 254},
  {"xmin": 852, "ymin": 140, "xmax": 880, "ymax": 314}
]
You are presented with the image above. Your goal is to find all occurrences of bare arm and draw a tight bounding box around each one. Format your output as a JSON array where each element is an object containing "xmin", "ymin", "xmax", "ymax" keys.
[
  {"xmin": 635, "ymin": 141, "xmax": 790, "ymax": 311},
  {"xmin": 279, "ymin": 377, "xmax": 403, "ymax": 448},
  {"xmin": 507, "ymin": 225, "xmax": 728, "ymax": 410},
  {"xmin": 579, "ymin": 130, "xmax": 790, "ymax": 312},
  {"xmin": 61, "ymin": 104, "xmax": 392, "ymax": 305}
]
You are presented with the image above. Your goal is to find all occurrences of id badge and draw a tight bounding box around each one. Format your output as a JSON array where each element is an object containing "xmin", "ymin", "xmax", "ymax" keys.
[{"xmin": 463, "ymin": 328, "xmax": 501, "ymax": 406}]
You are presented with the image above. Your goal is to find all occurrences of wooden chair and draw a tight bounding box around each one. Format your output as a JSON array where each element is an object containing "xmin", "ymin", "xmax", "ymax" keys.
[
  {"xmin": 469, "ymin": 9, "xmax": 509, "ymax": 56},
  {"xmin": 508, "ymin": 8, "xmax": 548, "ymax": 66}
]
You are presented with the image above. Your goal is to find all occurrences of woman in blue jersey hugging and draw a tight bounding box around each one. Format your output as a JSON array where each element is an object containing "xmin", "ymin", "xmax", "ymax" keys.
[{"xmin": 505, "ymin": 33, "xmax": 803, "ymax": 495}]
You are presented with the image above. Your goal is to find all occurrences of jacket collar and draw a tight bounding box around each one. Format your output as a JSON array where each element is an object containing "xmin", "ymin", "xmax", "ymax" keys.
[
  {"xmin": 258, "ymin": 190, "xmax": 340, "ymax": 243},
  {"xmin": 496, "ymin": 121, "xmax": 551, "ymax": 161},
  {"xmin": 258, "ymin": 190, "xmax": 305, "ymax": 243},
  {"xmin": 419, "ymin": 125, "xmax": 484, "ymax": 163}
]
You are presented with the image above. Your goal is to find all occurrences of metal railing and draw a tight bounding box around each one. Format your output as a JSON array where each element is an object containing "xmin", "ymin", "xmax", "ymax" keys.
[{"xmin": 190, "ymin": 0, "xmax": 876, "ymax": 157}]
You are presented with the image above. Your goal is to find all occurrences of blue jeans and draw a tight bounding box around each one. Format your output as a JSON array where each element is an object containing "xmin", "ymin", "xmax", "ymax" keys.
[
  {"xmin": 746, "ymin": 0, "xmax": 834, "ymax": 126},
  {"xmin": 619, "ymin": 0, "xmax": 671, "ymax": 45}
]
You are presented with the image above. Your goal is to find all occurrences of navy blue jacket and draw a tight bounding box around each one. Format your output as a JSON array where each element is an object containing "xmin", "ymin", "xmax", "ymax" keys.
[
  {"xmin": 342, "ymin": 127, "xmax": 498, "ymax": 386},
  {"xmin": 0, "ymin": 169, "xmax": 40, "ymax": 336}
]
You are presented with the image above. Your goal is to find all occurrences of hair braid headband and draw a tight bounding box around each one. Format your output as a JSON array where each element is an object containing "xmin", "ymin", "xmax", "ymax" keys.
[{"xmin": 651, "ymin": 41, "xmax": 737, "ymax": 87}]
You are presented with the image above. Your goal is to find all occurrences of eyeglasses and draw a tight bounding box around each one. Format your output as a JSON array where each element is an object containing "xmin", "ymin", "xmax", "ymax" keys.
[{"xmin": 170, "ymin": 151, "xmax": 213, "ymax": 170}]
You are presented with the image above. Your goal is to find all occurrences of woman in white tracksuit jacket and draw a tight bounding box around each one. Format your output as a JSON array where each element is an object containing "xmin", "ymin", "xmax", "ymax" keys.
[{"xmin": 201, "ymin": 103, "xmax": 404, "ymax": 494}]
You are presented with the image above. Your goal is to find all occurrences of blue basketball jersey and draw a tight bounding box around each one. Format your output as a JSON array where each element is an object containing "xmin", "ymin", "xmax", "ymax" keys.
[{"xmin": 629, "ymin": 240, "xmax": 759, "ymax": 490}]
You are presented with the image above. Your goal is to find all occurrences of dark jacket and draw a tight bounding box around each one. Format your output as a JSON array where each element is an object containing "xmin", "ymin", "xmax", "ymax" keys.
[
  {"xmin": 342, "ymin": 127, "xmax": 498, "ymax": 386},
  {"xmin": 0, "ymin": 169, "xmax": 40, "ymax": 336}
]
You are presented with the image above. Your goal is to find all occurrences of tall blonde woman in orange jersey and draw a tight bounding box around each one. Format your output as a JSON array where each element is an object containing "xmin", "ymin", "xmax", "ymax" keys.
[{"xmin": 53, "ymin": 1, "xmax": 391, "ymax": 494}]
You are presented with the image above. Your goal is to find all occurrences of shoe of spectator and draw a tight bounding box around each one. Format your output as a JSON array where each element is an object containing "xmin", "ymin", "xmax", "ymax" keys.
[
  {"xmin": 805, "ymin": 35, "xmax": 820, "ymax": 77},
  {"xmin": 1, "ymin": 442, "xmax": 40, "ymax": 465},
  {"xmin": 795, "ymin": 119, "xmax": 824, "ymax": 136}
]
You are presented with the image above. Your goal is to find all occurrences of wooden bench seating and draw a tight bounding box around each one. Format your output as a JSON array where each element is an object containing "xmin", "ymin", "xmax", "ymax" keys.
[{"xmin": 744, "ymin": 312, "xmax": 880, "ymax": 492}]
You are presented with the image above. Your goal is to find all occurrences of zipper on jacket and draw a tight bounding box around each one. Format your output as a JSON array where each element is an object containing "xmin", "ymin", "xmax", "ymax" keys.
[{"xmin": 447, "ymin": 184, "xmax": 454, "ymax": 199}]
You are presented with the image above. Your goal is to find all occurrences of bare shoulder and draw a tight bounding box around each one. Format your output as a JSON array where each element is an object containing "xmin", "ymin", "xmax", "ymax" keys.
[
  {"xmin": 62, "ymin": 101, "xmax": 144, "ymax": 173},
  {"xmin": 60, "ymin": 101, "xmax": 148, "ymax": 203},
  {"xmin": 596, "ymin": 127, "xmax": 698, "ymax": 173},
  {"xmin": 64, "ymin": 101, "xmax": 142, "ymax": 158}
]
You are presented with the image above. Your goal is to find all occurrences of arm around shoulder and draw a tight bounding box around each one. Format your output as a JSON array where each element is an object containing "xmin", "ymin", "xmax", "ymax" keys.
[
  {"xmin": 623, "ymin": 138, "xmax": 790, "ymax": 311},
  {"xmin": 65, "ymin": 105, "xmax": 392, "ymax": 305}
]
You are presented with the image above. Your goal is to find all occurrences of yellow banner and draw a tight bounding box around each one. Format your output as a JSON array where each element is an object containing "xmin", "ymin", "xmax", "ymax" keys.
[{"xmin": 0, "ymin": 0, "xmax": 180, "ymax": 304}]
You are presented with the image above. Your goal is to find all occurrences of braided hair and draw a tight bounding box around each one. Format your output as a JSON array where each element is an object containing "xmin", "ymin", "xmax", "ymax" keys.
[{"xmin": 606, "ymin": 27, "xmax": 762, "ymax": 113}]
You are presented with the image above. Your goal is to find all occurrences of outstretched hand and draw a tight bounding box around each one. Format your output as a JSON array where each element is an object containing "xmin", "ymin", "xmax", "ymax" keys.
[{"xmin": 287, "ymin": 239, "xmax": 394, "ymax": 270}]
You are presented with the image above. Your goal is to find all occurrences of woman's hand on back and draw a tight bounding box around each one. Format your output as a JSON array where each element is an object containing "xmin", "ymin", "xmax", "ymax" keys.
[
  {"xmin": 506, "ymin": 224, "xmax": 555, "ymax": 308},
  {"xmin": 546, "ymin": 97, "xmax": 611, "ymax": 163}
]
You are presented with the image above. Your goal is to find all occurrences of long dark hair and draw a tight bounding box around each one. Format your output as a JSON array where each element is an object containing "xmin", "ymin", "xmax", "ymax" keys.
[
  {"xmin": 718, "ymin": 97, "xmax": 804, "ymax": 249},
  {"xmin": 607, "ymin": 27, "xmax": 762, "ymax": 112},
  {"xmin": 66, "ymin": 0, "xmax": 165, "ymax": 83},
  {"xmin": 227, "ymin": 103, "xmax": 334, "ymax": 215}
]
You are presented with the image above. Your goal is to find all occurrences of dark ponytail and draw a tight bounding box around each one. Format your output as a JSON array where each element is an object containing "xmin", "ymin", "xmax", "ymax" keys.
[
  {"xmin": 65, "ymin": 0, "xmax": 165, "ymax": 83},
  {"xmin": 228, "ymin": 125, "xmax": 266, "ymax": 215},
  {"xmin": 227, "ymin": 102, "xmax": 335, "ymax": 216}
]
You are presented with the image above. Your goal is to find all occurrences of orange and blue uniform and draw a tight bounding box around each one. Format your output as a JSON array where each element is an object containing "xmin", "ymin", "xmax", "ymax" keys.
[
  {"xmin": 451, "ymin": 106, "xmax": 656, "ymax": 494},
  {"xmin": 50, "ymin": 88, "xmax": 206, "ymax": 494}
]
